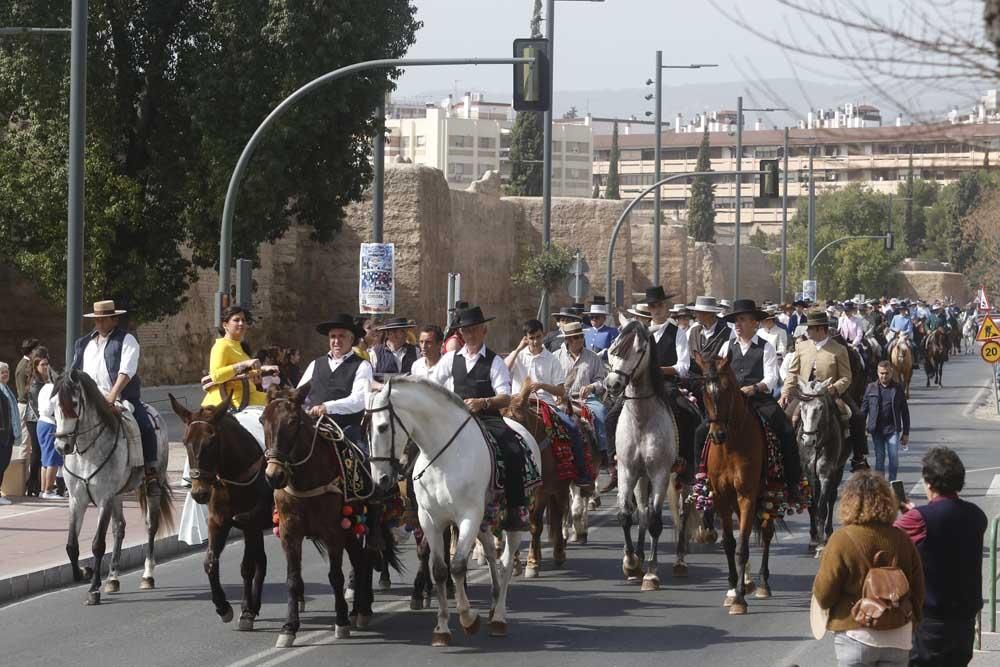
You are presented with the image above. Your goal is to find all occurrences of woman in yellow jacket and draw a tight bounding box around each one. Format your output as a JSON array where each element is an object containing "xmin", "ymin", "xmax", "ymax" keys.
[{"xmin": 201, "ymin": 306, "xmax": 277, "ymax": 408}]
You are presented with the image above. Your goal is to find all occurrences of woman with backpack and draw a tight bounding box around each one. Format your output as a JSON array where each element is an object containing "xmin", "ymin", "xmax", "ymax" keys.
[{"xmin": 812, "ymin": 471, "xmax": 925, "ymax": 666}]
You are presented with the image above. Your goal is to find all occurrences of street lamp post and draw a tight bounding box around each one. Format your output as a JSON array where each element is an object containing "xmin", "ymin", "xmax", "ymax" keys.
[
  {"xmin": 808, "ymin": 147, "xmax": 816, "ymax": 280},
  {"xmin": 780, "ymin": 127, "xmax": 789, "ymax": 302}
]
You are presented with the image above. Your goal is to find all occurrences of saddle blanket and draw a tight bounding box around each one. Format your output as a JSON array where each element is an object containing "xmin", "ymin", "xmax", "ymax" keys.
[
  {"xmin": 117, "ymin": 405, "xmax": 144, "ymax": 469},
  {"xmin": 535, "ymin": 400, "xmax": 594, "ymax": 482},
  {"xmin": 314, "ymin": 416, "xmax": 375, "ymax": 502},
  {"xmin": 477, "ymin": 419, "xmax": 541, "ymax": 494}
]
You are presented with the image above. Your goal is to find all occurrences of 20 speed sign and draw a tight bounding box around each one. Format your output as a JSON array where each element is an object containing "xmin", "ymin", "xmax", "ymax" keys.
[{"xmin": 982, "ymin": 341, "xmax": 1000, "ymax": 364}]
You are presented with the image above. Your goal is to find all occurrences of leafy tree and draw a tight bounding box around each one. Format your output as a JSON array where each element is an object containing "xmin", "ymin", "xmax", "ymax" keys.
[
  {"xmin": 749, "ymin": 227, "xmax": 770, "ymax": 251},
  {"xmin": 0, "ymin": 1, "xmax": 420, "ymax": 323},
  {"xmin": 604, "ymin": 121, "xmax": 620, "ymax": 200},
  {"xmin": 687, "ymin": 124, "xmax": 715, "ymax": 241},
  {"xmin": 946, "ymin": 171, "xmax": 993, "ymax": 272},
  {"xmin": 512, "ymin": 243, "xmax": 575, "ymax": 292}
]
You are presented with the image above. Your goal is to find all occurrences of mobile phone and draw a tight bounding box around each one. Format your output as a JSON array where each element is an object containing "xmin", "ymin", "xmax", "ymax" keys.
[{"xmin": 890, "ymin": 480, "xmax": 907, "ymax": 505}]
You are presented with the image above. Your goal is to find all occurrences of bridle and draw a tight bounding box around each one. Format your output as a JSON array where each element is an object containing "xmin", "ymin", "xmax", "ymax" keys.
[
  {"xmin": 55, "ymin": 388, "xmax": 113, "ymax": 456},
  {"xmin": 185, "ymin": 419, "xmax": 263, "ymax": 488},
  {"xmin": 796, "ymin": 392, "xmax": 825, "ymax": 437},
  {"xmin": 263, "ymin": 398, "xmax": 331, "ymax": 478},
  {"xmin": 607, "ymin": 333, "xmax": 652, "ymax": 401},
  {"xmin": 703, "ymin": 371, "xmax": 748, "ymax": 444}
]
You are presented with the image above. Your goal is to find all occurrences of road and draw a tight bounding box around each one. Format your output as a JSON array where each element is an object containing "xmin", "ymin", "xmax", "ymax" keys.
[{"xmin": 2, "ymin": 353, "xmax": 998, "ymax": 667}]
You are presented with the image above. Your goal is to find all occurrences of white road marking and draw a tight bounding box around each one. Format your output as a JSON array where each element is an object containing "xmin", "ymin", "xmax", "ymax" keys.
[
  {"xmin": 986, "ymin": 474, "xmax": 1000, "ymax": 497},
  {"xmin": 0, "ymin": 506, "xmax": 62, "ymax": 521}
]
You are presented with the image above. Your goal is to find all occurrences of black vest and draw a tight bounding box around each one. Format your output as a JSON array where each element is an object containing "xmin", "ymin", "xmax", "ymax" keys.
[
  {"xmin": 730, "ymin": 337, "xmax": 766, "ymax": 388},
  {"xmin": 690, "ymin": 324, "xmax": 731, "ymax": 376},
  {"xmin": 916, "ymin": 497, "xmax": 988, "ymax": 619},
  {"xmin": 654, "ymin": 323, "xmax": 679, "ymax": 367},
  {"xmin": 71, "ymin": 327, "xmax": 141, "ymax": 402},
  {"xmin": 452, "ymin": 348, "xmax": 500, "ymax": 416},
  {"xmin": 306, "ymin": 354, "xmax": 365, "ymax": 426}
]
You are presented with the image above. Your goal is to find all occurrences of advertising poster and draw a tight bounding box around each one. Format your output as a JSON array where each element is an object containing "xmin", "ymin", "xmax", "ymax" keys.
[{"xmin": 359, "ymin": 243, "xmax": 395, "ymax": 314}]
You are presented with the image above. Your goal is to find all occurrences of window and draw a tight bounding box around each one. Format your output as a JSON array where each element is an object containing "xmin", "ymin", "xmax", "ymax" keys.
[
  {"xmin": 416, "ymin": 135, "xmax": 426, "ymax": 147},
  {"xmin": 478, "ymin": 136, "xmax": 496, "ymax": 150},
  {"xmin": 478, "ymin": 163, "xmax": 495, "ymax": 176},
  {"xmin": 448, "ymin": 135, "xmax": 473, "ymax": 148},
  {"xmin": 447, "ymin": 162, "xmax": 472, "ymax": 175},
  {"xmin": 566, "ymin": 141, "xmax": 589, "ymax": 154}
]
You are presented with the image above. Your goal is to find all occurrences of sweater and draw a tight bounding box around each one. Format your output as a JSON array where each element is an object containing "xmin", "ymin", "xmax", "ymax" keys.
[
  {"xmin": 812, "ymin": 523, "xmax": 925, "ymax": 631},
  {"xmin": 201, "ymin": 338, "xmax": 267, "ymax": 408}
]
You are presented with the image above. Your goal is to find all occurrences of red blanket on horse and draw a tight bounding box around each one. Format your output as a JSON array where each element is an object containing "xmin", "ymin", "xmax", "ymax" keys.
[{"xmin": 535, "ymin": 400, "xmax": 595, "ymax": 482}]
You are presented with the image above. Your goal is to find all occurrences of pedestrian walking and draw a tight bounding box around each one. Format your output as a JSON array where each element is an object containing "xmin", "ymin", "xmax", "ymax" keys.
[
  {"xmin": 0, "ymin": 361, "xmax": 21, "ymax": 505},
  {"xmin": 812, "ymin": 471, "xmax": 924, "ymax": 666},
  {"xmin": 895, "ymin": 447, "xmax": 987, "ymax": 667},
  {"xmin": 24, "ymin": 347, "xmax": 51, "ymax": 496},
  {"xmin": 14, "ymin": 338, "xmax": 38, "ymax": 465},
  {"xmin": 35, "ymin": 380, "xmax": 62, "ymax": 499},
  {"xmin": 860, "ymin": 361, "xmax": 910, "ymax": 481}
]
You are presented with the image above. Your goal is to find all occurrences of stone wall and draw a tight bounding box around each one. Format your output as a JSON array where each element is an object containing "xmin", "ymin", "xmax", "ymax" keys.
[
  {"xmin": 0, "ymin": 266, "xmax": 65, "ymax": 370},
  {"xmin": 896, "ymin": 271, "xmax": 970, "ymax": 304}
]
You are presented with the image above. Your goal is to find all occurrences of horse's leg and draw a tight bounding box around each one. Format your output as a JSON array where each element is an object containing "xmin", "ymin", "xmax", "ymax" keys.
[
  {"xmin": 617, "ymin": 465, "xmax": 641, "ymax": 580},
  {"xmin": 411, "ymin": 535, "xmax": 431, "ymax": 610},
  {"xmin": 672, "ymin": 480, "xmax": 692, "ymax": 577},
  {"xmin": 729, "ymin": 496, "xmax": 754, "ymax": 615},
  {"xmin": 478, "ymin": 530, "xmax": 501, "ymax": 620},
  {"xmin": 275, "ymin": 523, "xmax": 304, "ymax": 648},
  {"xmin": 550, "ymin": 485, "xmax": 568, "ymax": 567},
  {"xmin": 238, "ymin": 524, "xmax": 266, "ymax": 630},
  {"xmin": 428, "ymin": 527, "xmax": 453, "ymax": 646},
  {"xmin": 490, "ymin": 525, "xmax": 520, "ymax": 638},
  {"xmin": 756, "ymin": 521, "xmax": 775, "ymax": 599},
  {"xmin": 720, "ymin": 508, "xmax": 739, "ymax": 609},
  {"xmin": 66, "ymin": 493, "xmax": 91, "ymax": 583},
  {"xmin": 525, "ymin": 487, "xmax": 544, "ymax": 578},
  {"xmin": 634, "ymin": 478, "xmax": 649, "ymax": 579},
  {"xmin": 331, "ymin": 536, "xmax": 356, "ymax": 637},
  {"xmin": 85, "ymin": 501, "xmax": 113, "ymax": 605},
  {"xmin": 103, "ymin": 498, "xmax": 126, "ymax": 594},
  {"xmin": 205, "ymin": 518, "xmax": 234, "ymax": 622},
  {"xmin": 569, "ymin": 482, "xmax": 588, "ymax": 544},
  {"xmin": 451, "ymin": 517, "xmax": 482, "ymax": 636},
  {"xmin": 140, "ymin": 481, "xmax": 161, "ymax": 590},
  {"xmin": 641, "ymin": 476, "xmax": 666, "ymax": 592}
]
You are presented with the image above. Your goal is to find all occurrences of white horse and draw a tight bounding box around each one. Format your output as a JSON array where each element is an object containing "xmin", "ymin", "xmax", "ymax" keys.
[
  {"xmin": 53, "ymin": 370, "xmax": 173, "ymax": 605},
  {"xmin": 604, "ymin": 320, "xmax": 692, "ymax": 591},
  {"xmin": 962, "ymin": 314, "xmax": 977, "ymax": 354},
  {"xmin": 367, "ymin": 376, "xmax": 540, "ymax": 645}
]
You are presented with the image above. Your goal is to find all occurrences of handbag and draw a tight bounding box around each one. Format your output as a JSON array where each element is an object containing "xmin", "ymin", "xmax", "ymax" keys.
[{"xmin": 844, "ymin": 529, "xmax": 913, "ymax": 630}]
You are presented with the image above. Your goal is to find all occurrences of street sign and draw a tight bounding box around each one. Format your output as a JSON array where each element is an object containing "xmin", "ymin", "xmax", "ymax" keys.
[
  {"xmin": 572, "ymin": 256, "xmax": 589, "ymax": 275},
  {"xmin": 976, "ymin": 315, "xmax": 1000, "ymax": 342},
  {"xmin": 565, "ymin": 275, "xmax": 591, "ymax": 301},
  {"xmin": 981, "ymin": 341, "xmax": 1000, "ymax": 364},
  {"xmin": 802, "ymin": 280, "xmax": 817, "ymax": 303},
  {"xmin": 978, "ymin": 286, "xmax": 993, "ymax": 313}
]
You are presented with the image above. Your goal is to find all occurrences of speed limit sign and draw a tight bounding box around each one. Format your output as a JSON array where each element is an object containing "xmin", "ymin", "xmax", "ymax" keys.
[{"xmin": 982, "ymin": 341, "xmax": 1000, "ymax": 364}]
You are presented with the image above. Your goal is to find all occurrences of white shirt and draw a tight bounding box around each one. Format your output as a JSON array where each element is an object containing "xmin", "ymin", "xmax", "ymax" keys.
[
  {"xmin": 779, "ymin": 350, "xmax": 797, "ymax": 382},
  {"xmin": 409, "ymin": 356, "xmax": 439, "ymax": 379},
  {"xmin": 297, "ymin": 351, "xmax": 373, "ymax": 415},
  {"xmin": 389, "ymin": 345, "xmax": 407, "ymax": 369},
  {"xmin": 37, "ymin": 383, "xmax": 56, "ymax": 425},
  {"xmin": 652, "ymin": 321, "xmax": 690, "ymax": 378},
  {"xmin": 509, "ymin": 347, "xmax": 565, "ymax": 405},
  {"xmin": 757, "ymin": 323, "xmax": 788, "ymax": 357},
  {"xmin": 846, "ymin": 622, "xmax": 913, "ymax": 651},
  {"xmin": 718, "ymin": 335, "xmax": 779, "ymax": 392},
  {"xmin": 82, "ymin": 332, "xmax": 140, "ymax": 393},
  {"xmin": 429, "ymin": 346, "xmax": 511, "ymax": 396},
  {"xmin": 815, "ymin": 335, "xmax": 831, "ymax": 349},
  {"xmin": 553, "ymin": 346, "xmax": 607, "ymax": 396}
]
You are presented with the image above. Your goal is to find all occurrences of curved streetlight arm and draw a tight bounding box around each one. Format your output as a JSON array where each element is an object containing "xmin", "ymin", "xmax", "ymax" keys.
[
  {"xmin": 216, "ymin": 56, "xmax": 532, "ymax": 320},
  {"xmin": 810, "ymin": 235, "xmax": 888, "ymax": 267},
  {"xmin": 605, "ymin": 169, "xmax": 767, "ymax": 302}
]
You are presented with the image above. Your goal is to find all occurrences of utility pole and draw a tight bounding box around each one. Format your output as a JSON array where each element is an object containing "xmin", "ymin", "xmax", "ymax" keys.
[
  {"xmin": 807, "ymin": 146, "xmax": 816, "ymax": 280},
  {"xmin": 780, "ymin": 127, "xmax": 789, "ymax": 302},
  {"xmin": 540, "ymin": 0, "xmax": 555, "ymax": 321},
  {"xmin": 372, "ymin": 96, "xmax": 385, "ymax": 243},
  {"xmin": 653, "ymin": 50, "xmax": 662, "ymax": 285},
  {"xmin": 733, "ymin": 95, "xmax": 742, "ymax": 300},
  {"xmin": 66, "ymin": 0, "xmax": 87, "ymax": 367}
]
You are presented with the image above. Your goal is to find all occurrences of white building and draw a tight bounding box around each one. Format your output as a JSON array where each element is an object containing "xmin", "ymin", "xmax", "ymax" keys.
[{"xmin": 385, "ymin": 92, "xmax": 594, "ymax": 197}]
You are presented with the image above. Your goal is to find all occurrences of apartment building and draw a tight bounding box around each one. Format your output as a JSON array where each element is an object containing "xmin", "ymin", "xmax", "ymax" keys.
[{"xmin": 385, "ymin": 92, "xmax": 593, "ymax": 197}]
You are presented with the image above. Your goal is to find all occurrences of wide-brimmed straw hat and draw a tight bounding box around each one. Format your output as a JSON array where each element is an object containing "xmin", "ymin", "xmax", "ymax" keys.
[
  {"xmin": 83, "ymin": 299, "xmax": 127, "ymax": 318},
  {"xmin": 626, "ymin": 304, "xmax": 653, "ymax": 319},
  {"xmin": 316, "ymin": 313, "xmax": 364, "ymax": 339},
  {"xmin": 723, "ymin": 299, "xmax": 767, "ymax": 323},
  {"xmin": 586, "ymin": 296, "xmax": 610, "ymax": 316},
  {"xmin": 376, "ymin": 317, "xmax": 416, "ymax": 331},
  {"xmin": 670, "ymin": 304, "xmax": 692, "ymax": 318},
  {"xmin": 690, "ymin": 296, "xmax": 723, "ymax": 314},
  {"xmin": 761, "ymin": 305, "xmax": 779, "ymax": 320},
  {"xmin": 452, "ymin": 305, "xmax": 495, "ymax": 329},
  {"xmin": 558, "ymin": 321, "xmax": 586, "ymax": 338}
]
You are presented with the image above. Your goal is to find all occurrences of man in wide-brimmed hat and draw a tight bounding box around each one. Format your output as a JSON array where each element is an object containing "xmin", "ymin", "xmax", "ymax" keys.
[
  {"xmin": 686, "ymin": 296, "xmax": 732, "ymax": 378},
  {"xmin": 371, "ymin": 317, "xmax": 419, "ymax": 377},
  {"xmin": 554, "ymin": 320, "xmax": 611, "ymax": 470},
  {"xmin": 670, "ymin": 303, "xmax": 692, "ymax": 333},
  {"xmin": 787, "ymin": 298, "xmax": 810, "ymax": 335},
  {"xmin": 297, "ymin": 313, "xmax": 374, "ymax": 444},
  {"xmin": 71, "ymin": 299, "xmax": 160, "ymax": 487},
  {"xmin": 757, "ymin": 304, "xmax": 788, "ymax": 359},
  {"xmin": 583, "ymin": 295, "xmax": 619, "ymax": 357},
  {"xmin": 428, "ymin": 305, "xmax": 530, "ymax": 530},
  {"xmin": 837, "ymin": 301, "xmax": 864, "ymax": 349},
  {"xmin": 544, "ymin": 306, "xmax": 582, "ymax": 353}
]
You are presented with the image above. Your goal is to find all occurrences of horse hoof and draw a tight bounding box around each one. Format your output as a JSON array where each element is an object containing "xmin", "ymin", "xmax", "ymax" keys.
[
  {"xmin": 410, "ymin": 597, "xmax": 425, "ymax": 610},
  {"xmin": 729, "ymin": 601, "xmax": 748, "ymax": 615},
  {"xmin": 431, "ymin": 632, "xmax": 452, "ymax": 647},
  {"xmin": 588, "ymin": 497, "xmax": 601, "ymax": 510},
  {"xmin": 672, "ymin": 563, "xmax": 689, "ymax": 578},
  {"xmin": 80, "ymin": 566, "xmax": 94, "ymax": 581},
  {"xmin": 570, "ymin": 534, "xmax": 588, "ymax": 545},
  {"xmin": 334, "ymin": 624, "xmax": 351, "ymax": 639},
  {"xmin": 238, "ymin": 616, "xmax": 254, "ymax": 631},
  {"xmin": 220, "ymin": 604, "xmax": 234, "ymax": 623},
  {"xmin": 379, "ymin": 577, "xmax": 391, "ymax": 592},
  {"xmin": 462, "ymin": 614, "xmax": 482, "ymax": 636},
  {"xmin": 755, "ymin": 585, "xmax": 772, "ymax": 599},
  {"xmin": 553, "ymin": 556, "xmax": 566, "ymax": 568},
  {"xmin": 139, "ymin": 577, "xmax": 155, "ymax": 590},
  {"xmin": 275, "ymin": 633, "xmax": 296, "ymax": 648},
  {"xmin": 723, "ymin": 595, "xmax": 735, "ymax": 607},
  {"xmin": 524, "ymin": 566, "xmax": 539, "ymax": 579},
  {"xmin": 641, "ymin": 574, "xmax": 661, "ymax": 591},
  {"xmin": 814, "ymin": 546, "xmax": 825, "ymax": 560},
  {"xmin": 103, "ymin": 579, "xmax": 120, "ymax": 594},
  {"xmin": 354, "ymin": 614, "xmax": 371, "ymax": 629},
  {"xmin": 488, "ymin": 621, "xmax": 508, "ymax": 637},
  {"xmin": 298, "ymin": 599, "xmax": 307, "ymax": 613},
  {"xmin": 85, "ymin": 591, "xmax": 101, "ymax": 606},
  {"xmin": 743, "ymin": 581, "xmax": 756, "ymax": 595}
]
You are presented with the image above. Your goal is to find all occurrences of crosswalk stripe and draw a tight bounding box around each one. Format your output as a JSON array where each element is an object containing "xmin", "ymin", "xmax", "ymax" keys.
[{"xmin": 986, "ymin": 474, "xmax": 1000, "ymax": 497}]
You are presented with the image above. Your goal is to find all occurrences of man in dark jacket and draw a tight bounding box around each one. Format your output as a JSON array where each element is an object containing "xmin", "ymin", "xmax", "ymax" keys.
[
  {"xmin": 895, "ymin": 447, "xmax": 987, "ymax": 667},
  {"xmin": 371, "ymin": 318, "xmax": 419, "ymax": 378},
  {"xmin": 860, "ymin": 361, "xmax": 909, "ymax": 481}
]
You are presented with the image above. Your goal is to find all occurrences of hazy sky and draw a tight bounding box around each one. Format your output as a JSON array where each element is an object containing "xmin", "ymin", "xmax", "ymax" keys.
[{"xmin": 394, "ymin": 0, "xmax": 989, "ymax": 114}]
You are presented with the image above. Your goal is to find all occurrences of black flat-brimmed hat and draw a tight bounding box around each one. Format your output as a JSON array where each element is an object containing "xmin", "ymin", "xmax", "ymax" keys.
[
  {"xmin": 453, "ymin": 305, "xmax": 495, "ymax": 329},
  {"xmin": 376, "ymin": 317, "xmax": 416, "ymax": 331},
  {"xmin": 316, "ymin": 313, "xmax": 364, "ymax": 339},
  {"xmin": 804, "ymin": 310, "xmax": 831, "ymax": 328},
  {"xmin": 551, "ymin": 306, "xmax": 583, "ymax": 321},
  {"xmin": 644, "ymin": 285, "xmax": 675, "ymax": 305},
  {"xmin": 793, "ymin": 298, "xmax": 811, "ymax": 307},
  {"xmin": 724, "ymin": 299, "xmax": 768, "ymax": 322}
]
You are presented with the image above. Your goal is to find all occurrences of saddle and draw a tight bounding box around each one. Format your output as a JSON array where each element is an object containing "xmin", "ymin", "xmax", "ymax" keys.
[
  {"xmin": 314, "ymin": 418, "xmax": 375, "ymax": 502},
  {"xmin": 116, "ymin": 403, "xmax": 144, "ymax": 469}
]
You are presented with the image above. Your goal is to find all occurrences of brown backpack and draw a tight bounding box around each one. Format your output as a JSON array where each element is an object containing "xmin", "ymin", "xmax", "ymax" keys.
[{"xmin": 845, "ymin": 530, "xmax": 913, "ymax": 630}]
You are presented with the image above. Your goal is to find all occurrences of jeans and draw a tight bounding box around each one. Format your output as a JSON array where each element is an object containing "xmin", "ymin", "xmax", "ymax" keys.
[
  {"xmin": 584, "ymin": 398, "xmax": 608, "ymax": 453},
  {"xmin": 555, "ymin": 409, "xmax": 592, "ymax": 483},
  {"xmin": 833, "ymin": 632, "xmax": 909, "ymax": 667},
  {"xmin": 910, "ymin": 615, "xmax": 975, "ymax": 666},
  {"xmin": 870, "ymin": 432, "xmax": 900, "ymax": 481}
]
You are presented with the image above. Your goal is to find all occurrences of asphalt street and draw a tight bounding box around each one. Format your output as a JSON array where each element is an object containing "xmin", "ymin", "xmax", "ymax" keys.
[{"xmin": 2, "ymin": 353, "xmax": 998, "ymax": 667}]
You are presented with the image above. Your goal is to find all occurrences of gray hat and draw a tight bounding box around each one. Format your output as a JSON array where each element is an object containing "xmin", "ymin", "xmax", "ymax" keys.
[{"xmin": 690, "ymin": 295, "xmax": 723, "ymax": 314}]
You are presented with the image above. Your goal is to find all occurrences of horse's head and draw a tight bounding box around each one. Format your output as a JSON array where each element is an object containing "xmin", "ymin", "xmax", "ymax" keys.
[
  {"xmin": 52, "ymin": 369, "xmax": 116, "ymax": 456},
  {"xmin": 796, "ymin": 379, "xmax": 832, "ymax": 450},
  {"xmin": 366, "ymin": 378, "xmax": 406, "ymax": 493},
  {"xmin": 170, "ymin": 393, "xmax": 231, "ymax": 504},
  {"xmin": 261, "ymin": 384, "xmax": 311, "ymax": 490},
  {"xmin": 697, "ymin": 351, "xmax": 736, "ymax": 444},
  {"xmin": 605, "ymin": 320, "xmax": 649, "ymax": 397}
]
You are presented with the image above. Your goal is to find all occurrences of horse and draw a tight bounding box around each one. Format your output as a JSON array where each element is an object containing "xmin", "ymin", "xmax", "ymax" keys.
[
  {"xmin": 924, "ymin": 328, "xmax": 947, "ymax": 387},
  {"xmin": 262, "ymin": 385, "xmax": 399, "ymax": 648},
  {"xmin": 792, "ymin": 379, "xmax": 848, "ymax": 556},
  {"xmin": 695, "ymin": 352, "xmax": 775, "ymax": 615},
  {"xmin": 962, "ymin": 315, "xmax": 978, "ymax": 355},
  {"xmin": 169, "ymin": 393, "xmax": 272, "ymax": 631},
  {"xmin": 604, "ymin": 320, "xmax": 692, "ymax": 592},
  {"xmin": 948, "ymin": 321, "xmax": 963, "ymax": 356},
  {"xmin": 52, "ymin": 370, "xmax": 173, "ymax": 606},
  {"xmin": 366, "ymin": 376, "xmax": 541, "ymax": 644},
  {"xmin": 889, "ymin": 338, "xmax": 914, "ymax": 398}
]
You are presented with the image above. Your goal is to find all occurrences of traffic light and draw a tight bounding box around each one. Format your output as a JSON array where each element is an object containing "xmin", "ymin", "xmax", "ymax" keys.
[
  {"xmin": 513, "ymin": 38, "xmax": 550, "ymax": 112},
  {"xmin": 759, "ymin": 159, "xmax": 780, "ymax": 198},
  {"xmin": 235, "ymin": 258, "xmax": 253, "ymax": 308},
  {"xmin": 884, "ymin": 232, "xmax": 894, "ymax": 251}
]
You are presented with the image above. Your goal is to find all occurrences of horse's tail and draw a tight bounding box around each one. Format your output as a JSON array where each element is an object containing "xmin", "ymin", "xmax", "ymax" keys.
[
  {"xmin": 137, "ymin": 481, "xmax": 175, "ymax": 537},
  {"xmin": 380, "ymin": 521, "xmax": 404, "ymax": 575},
  {"xmin": 751, "ymin": 516, "xmax": 791, "ymax": 546},
  {"xmin": 310, "ymin": 538, "xmax": 329, "ymax": 560},
  {"xmin": 667, "ymin": 473, "xmax": 698, "ymax": 544}
]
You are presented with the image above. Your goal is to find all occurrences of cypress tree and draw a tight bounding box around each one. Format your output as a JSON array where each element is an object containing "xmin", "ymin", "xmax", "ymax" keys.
[
  {"xmin": 605, "ymin": 121, "xmax": 621, "ymax": 200},
  {"xmin": 687, "ymin": 124, "xmax": 716, "ymax": 241}
]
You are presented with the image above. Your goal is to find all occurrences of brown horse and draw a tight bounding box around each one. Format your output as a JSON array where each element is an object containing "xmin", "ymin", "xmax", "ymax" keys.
[
  {"xmin": 169, "ymin": 394, "xmax": 272, "ymax": 631},
  {"xmin": 696, "ymin": 352, "xmax": 775, "ymax": 615},
  {"xmin": 924, "ymin": 328, "xmax": 947, "ymax": 387},
  {"xmin": 890, "ymin": 342, "xmax": 913, "ymax": 398},
  {"xmin": 262, "ymin": 385, "xmax": 395, "ymax": 648}
]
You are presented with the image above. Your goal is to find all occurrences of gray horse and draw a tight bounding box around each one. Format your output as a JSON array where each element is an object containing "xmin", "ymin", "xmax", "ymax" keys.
[
  {"xmin": 604, "ymin": 320, "xmax": 694, "ymax": 590},
  {"xmin": 793, "ymin": 379, "xmax": 848, "ymax": 557},
  {"xmin": 53, "ymin": 370, "xmax": 173, "ymax": 605}
]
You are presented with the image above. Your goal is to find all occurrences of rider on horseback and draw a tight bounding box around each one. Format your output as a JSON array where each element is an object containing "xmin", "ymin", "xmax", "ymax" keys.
[
  {"xmin": 887, "ymin": 302, "xmax": 915, "ymax": 355},
  {"xmin": 428, "ymin": 305, "xmax": 530, "ymax": 531},
  {"xmin": 70, "ymin": 299, "xmax": 159, "ymax": 490},
  {"xmin": 717, "ymin": 300, "xmax": 803, "ymax": 502}
]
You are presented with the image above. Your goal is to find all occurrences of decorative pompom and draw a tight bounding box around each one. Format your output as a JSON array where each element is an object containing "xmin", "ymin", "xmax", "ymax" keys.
[
  {"xmin": 353, "ymin": 523, "xmax": 367, "ymax": 536},
  {"xmin": 342, "ymin": 505, "xmax": 354, "ymax": 517},
  {"xmin": 341, "ymin": 518, "xmax": 353, "ymax": 530}
]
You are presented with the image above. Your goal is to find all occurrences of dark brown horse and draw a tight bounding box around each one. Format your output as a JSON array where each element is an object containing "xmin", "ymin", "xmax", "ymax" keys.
[
  {"xmin": 696, "ymin": 352, "xmax": 775, "ymax": 615},
  {"xmin": 262, "ymin": 385, "xmax": 395, "ymax": 648},
  {"xmin": 169, "ymin": 394, "xmax": 272, "ymax": 631},
  {"xmin": 924, "ymin": 328, "xmax": 947, "ymax": 387}
]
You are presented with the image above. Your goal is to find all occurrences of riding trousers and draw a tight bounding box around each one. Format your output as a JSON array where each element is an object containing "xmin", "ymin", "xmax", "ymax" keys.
[
  {"xmin": 131, "ymin": 401, "xmax": 157, "ymax": 466},
  {"xmin": 478, "ymin": 415, "xmax": 527, "ymax": 507}
]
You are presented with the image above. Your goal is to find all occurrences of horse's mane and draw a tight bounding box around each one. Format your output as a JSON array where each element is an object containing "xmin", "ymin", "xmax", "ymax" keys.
[
  {"xmin": 55, "ymin": 370, "xmax": 119, "ymax": 431},
  {"xmin": 387, "ymin": 375, "xmax": 472, "ymax": 414}
]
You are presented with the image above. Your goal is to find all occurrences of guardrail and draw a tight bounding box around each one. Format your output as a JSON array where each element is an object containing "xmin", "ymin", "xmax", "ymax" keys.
[{"xmin": 985, "ymin": 514, "xmax": 1000, "ymax": 651}]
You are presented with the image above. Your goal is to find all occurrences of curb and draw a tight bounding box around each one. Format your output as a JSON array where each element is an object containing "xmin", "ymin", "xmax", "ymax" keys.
[{"xmin": 963, "ymin": 379, "xmax": 994, "ymax": 417}]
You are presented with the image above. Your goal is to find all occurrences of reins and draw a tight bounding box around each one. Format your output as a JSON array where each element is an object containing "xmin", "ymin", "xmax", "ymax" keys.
[{"xmin": 185, "ymin": 419, "xmax": 264, "ymax": 488}]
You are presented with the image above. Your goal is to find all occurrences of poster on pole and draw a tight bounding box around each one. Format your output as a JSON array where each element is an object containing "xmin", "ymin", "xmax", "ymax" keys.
[
  {"xmin": 802, "ymin": 280, "xmax": 817, "ymax": 303},
  {"xmin": 359, "ymin": 243, "xmax": 395, "ymax": 314}
]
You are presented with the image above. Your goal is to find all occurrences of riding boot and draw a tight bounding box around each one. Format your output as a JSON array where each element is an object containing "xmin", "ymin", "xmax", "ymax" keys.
[
  {"xmin": 599, "ymin": 464, "xmax": 618, "ymax": 493},
  {"xmin": 500, "ymin": 439, "xmax": 528, "ymax": 531}
]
